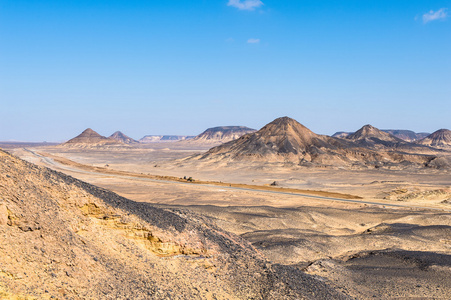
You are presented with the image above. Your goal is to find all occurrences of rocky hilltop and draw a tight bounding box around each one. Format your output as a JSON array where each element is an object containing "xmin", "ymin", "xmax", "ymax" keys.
[
  {"xmin": 418, "ymin": 129, "xmax": 451, "ymax": 149},
  {"xmin": 109, "ymin": 131, "xmax": 138, "ymax": 144},
  {"xmin": 344, "ymin": 124, "xmax": 407, "ymax": 149},
  {"xmin": 196, "ymin": 117, "xmax": 438, "ymax": 168},
  {"xmin": 0, "ymin": 149, "xmax": 346, "ymax": 299},
  {"xmin": 61, "ymin": 128, "xmax": 124, "ymax": 148}
]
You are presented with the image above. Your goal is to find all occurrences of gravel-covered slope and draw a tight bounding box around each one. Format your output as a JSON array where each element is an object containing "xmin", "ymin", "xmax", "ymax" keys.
[{"xmin": 0, "ymin": 149, "xmax": 348, "ymax": 299}]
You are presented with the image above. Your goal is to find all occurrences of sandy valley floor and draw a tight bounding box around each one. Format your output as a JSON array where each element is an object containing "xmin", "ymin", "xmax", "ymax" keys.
[{"xmin": 9, "ymin": 144, "xmax": 451, "ymax": 299}]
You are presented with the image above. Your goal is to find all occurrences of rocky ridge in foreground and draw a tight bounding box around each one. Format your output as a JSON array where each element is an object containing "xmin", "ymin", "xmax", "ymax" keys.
[{"xmin": 0, "ymin": 149, "xmax": 347, "ymax": 299}]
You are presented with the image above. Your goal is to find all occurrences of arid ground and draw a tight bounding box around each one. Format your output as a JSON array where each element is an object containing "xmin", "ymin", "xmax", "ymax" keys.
[{"xmin": 8, "ymin": 143, "xmax": 451, "ymax": 299}]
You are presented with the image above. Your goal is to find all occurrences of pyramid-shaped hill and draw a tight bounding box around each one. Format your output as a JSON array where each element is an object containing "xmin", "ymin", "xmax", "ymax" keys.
[
  {"xmin": 197, "ymin": 117, "xmax": 437, "ymax": 167},
  {"xmin": 61, "ymin": 128, "xmax": 125, "ymax": 147},
  {"xmin": 417, "ymin": 129, "xmax": 451, "ymax": 148},
  {"xmin": 109, "ymin": 131, "xmax": 138, "ymax": 144},
  {"xmin": 345, "ymin": 125, "xmax": 407, "ymax": 148},
  {"xmin": 189, "ymin": 126, "xmax": 256, "ymax": 144},
  {"xmin": 199, "ymin": 117, "xmax": 354, "ymax": 164}
]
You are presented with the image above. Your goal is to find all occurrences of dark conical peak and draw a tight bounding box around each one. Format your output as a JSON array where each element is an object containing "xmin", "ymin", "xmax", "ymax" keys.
[
  {"xmin": 260, "ymin": 117, "xmax": 316, "ymax": 138},
  {"xmin": 78, "ymin": 128, "xmax": 103, "ymax": 138},
  {"xmin": 429, "ymin": 129, "xmax": 451, "ymax": 138},
  {"xmin": 419, "ymin": 129, "xmax": 451, "ymax": 147},
  {"xmin": 110, "ymin": 131, "xmax": 126, "ymax": 138},
  {"xmin": 347, "ymin": 124, "xmax": 393, "ymax": 140},
  {"xmin": 267, "ymin": 116, "xmax": 302, "ymax": 126}
]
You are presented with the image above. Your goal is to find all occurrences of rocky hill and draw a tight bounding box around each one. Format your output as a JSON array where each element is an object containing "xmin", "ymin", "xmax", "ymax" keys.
[
  {"xmin": 109, "ymin": 131, "xmax": 138, "ymax": 144},
  {"xmin": 61, "ymin": 128, "xmax": 124, "ymax": 148},
  {"xmin": 418, "ymin": 129, "xmax": 451, "ymax": 148},
  {"xmin": 195, "ymin": 117, "xmax": 437, "ymax": 168},
  {"xmin": 344, "ymin": 125, "xmax": 407, "ymax": 149},
  {"xmin": 0, "ymin": 149, "xmax": 347, "ymax": 299}
]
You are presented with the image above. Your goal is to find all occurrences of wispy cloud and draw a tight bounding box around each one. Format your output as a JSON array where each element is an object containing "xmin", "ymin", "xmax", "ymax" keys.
[
  {"xmin": 247, "ymin": 38, "xmax": 260, "ymax": 44},
  {"xmin": 227, "ymin": 0, "xmax": 264, "ymax": 11},
  {"xmin": 422, "ymin": 8, "xmax": 448, "ymax": 23}
]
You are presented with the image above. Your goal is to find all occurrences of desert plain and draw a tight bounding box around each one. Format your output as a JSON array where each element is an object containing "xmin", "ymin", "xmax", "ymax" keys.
[{"xmin": 4, "ymin": 123, "xmax": 451, "ymax": 299}]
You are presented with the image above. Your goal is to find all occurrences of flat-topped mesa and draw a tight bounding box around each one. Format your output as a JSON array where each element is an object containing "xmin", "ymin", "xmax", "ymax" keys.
[
  {"xmin": 109, "ymin": 131, "xmax": 138, "ymax": 144},
  {"xmin": 139, "ymin": 135, "xmax": 193, "ymax": 143},
  {"xmin": 418, "ymin": 129, "xmax": 451, "ymax": 148},
  {"xmin": 191, "ymin": 126, "xmax": 256, "ymax": 143},
  {"xmin": 382, "ymin": 129, "xmax": 430, "ymax": 142},
  {"xmin": 61, "ymin": 128, "xmax": 124, "ymax": 147}
]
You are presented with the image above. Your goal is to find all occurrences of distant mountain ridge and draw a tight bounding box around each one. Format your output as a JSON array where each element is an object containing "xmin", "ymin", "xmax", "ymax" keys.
[
  {"xmin": 195, "ymin": 117, "xmax": 438, "ymax": 168},
  {"xmin": 139, "ymin": 135, "xmax": 194, "ymax": 143},
  {"xmin": 333, "ymin": 129, "xmax": 430, "ymax": 142},
  {"xmin": 382, "ymin": 130, "xmax": 429, "ymax": 142}
]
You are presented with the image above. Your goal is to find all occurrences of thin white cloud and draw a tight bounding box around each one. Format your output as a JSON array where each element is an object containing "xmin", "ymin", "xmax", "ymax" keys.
[
  {"xmin": 227, "ymin": 0, "xmax": 263, "ymax": 11},
  {"xmin": 423, "ymin": 8, "xmax": 448, "ymax": 23},
  {"xmin": 247, "ymin": 38, "xmax": 260, "ymax": 44}
]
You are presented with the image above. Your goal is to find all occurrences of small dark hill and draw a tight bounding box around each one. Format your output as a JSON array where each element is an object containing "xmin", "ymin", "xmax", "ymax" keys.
[
  {"xmin": 109, "ymin": 131, "xmax": 138, "ymax": 144},
  {"xmin": 418, "ymin": 129, "xmax": 451, "ymax": 148}
]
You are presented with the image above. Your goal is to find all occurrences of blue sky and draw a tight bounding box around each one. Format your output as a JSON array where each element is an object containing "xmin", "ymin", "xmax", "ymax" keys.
[{"xmin": 1, "ymin": 0, "xmax": 450, "ymax": 141}]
